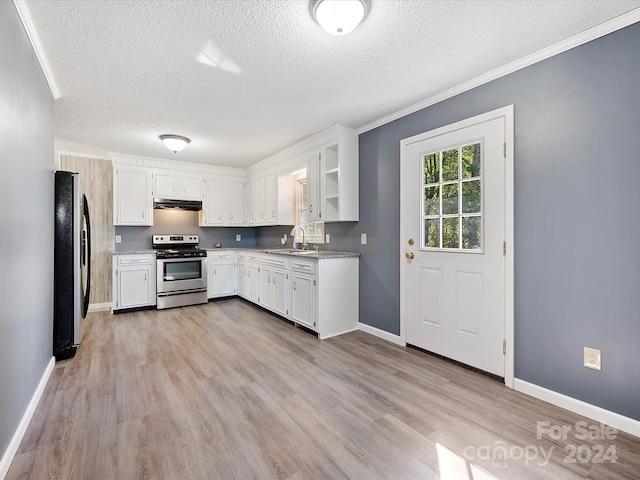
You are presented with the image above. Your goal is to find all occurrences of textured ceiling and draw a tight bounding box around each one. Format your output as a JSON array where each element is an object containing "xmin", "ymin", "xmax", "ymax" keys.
[{"xmin": 26, "ymin": 0, "xmax": 640, "ymax": 167}]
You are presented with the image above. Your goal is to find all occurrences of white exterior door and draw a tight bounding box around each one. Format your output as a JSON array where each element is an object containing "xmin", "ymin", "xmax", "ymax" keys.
[{"xmin": 402, "ymin": 111, "xmax": 509, "ymax": 377}]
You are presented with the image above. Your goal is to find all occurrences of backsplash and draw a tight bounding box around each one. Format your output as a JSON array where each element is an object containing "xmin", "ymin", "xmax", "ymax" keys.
[{"xmin": 115, "ymin": 209, "xmax": 257, "ymax": 250}]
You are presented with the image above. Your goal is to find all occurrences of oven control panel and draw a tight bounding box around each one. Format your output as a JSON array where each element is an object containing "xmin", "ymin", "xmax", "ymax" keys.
[{"xmin": 153, "ymin": 234, "xmax": 199, "ymax": 246}]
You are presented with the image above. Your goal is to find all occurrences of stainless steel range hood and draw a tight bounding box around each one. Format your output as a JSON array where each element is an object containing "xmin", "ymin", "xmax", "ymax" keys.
[{"xmin": 153, "ymin": 198, "xmax": 202, "ymax": 211}]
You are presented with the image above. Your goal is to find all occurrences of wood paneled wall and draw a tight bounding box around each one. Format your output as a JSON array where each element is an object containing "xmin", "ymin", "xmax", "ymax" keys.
[{"xmin": 60, "ymin": 155, "xmax": 113, "ymax": 305}]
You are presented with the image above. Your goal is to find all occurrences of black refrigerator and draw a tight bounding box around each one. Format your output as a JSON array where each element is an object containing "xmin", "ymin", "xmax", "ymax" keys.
[{"xmin": 54, "ymin": 171, "xmax": 91, "ymax": 361}]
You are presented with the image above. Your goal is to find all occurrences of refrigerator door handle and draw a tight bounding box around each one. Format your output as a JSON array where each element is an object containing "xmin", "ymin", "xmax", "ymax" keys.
[{"xmin": 82, "ymin": 194, "xmax": 91, "ymax": 319}]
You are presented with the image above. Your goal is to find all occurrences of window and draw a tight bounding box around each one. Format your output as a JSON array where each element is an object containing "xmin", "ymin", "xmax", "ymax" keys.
[
  {"xmin": 422, "ymin": 142, "xmax": 482, "ymax": 251},
  {"xmin": 295, "ymin": 177, "xmax": 324, "ymax": 244}
]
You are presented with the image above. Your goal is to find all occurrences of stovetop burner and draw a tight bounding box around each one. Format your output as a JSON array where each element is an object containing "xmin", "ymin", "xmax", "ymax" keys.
[{"xmin": 152, "ymin": 234, "xmax": 207, "ymax": 258}]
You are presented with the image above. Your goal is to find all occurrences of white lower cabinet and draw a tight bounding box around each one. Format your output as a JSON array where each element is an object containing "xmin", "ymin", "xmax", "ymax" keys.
[
  {"xmin": 291, "ymin": 272, "xmax": 315, "ymax": 329},
  {"xmin": 259, "ymin": 254, "xmax": 289, "ymax": 317},
  {"xmin": 238, "ymin": 252, "xmax": 260, "ymax": 303},
  {"xmin": 112, "ymin": 254, "xmax": 156, "ymax": 310},
  {"xmin": 207, "ymin": 251, "xmax": 237, "ymax": 298}
]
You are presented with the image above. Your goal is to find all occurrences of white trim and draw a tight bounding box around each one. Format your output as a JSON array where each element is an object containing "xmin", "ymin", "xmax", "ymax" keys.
[
  {"xmin": 358, "ymin": 322, "xmax": 406, "ymax": 347},
  {"xmin": 0, "ymin": 356, "xmax": 55, "ymax": 479},
  {"xmin": 514, "ymin": 379, "xmax": 640, "ymax": 439},
  {"xmin": 357, "ymin": 10, "xmax": 640, "ymax": 135},
  {"xmin": 88, "ymin": 302, "xmax": 112, "ymax": 312},
  {"xmin": 319, "ymin": 326, "xmax": 359, "ymax": 340},
  {"xmin": 399, "ymin": 105, "xmax": 515, "ymax": 388},
  {"xmin": 12, "ymin": 1, "xmax": 61, "ymax": 99}
]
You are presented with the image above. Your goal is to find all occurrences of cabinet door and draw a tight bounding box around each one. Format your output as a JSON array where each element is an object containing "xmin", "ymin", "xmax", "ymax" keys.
[
  {"xmin": 237, "ymin": 263, "xmax": 247, "ymax": 297},
  {"xmin": 209, "ymin": 261, "xmax": 236, "ymax": 297},
  {"xmin": 114, "ymin": 168, "xmax": 152, "ymax": 226},
  {"xmin": 291, "ymin": 274, "xmax": 315, "ymax": 329},
  {"xmin": 254, "ymin": 176, "xmax": 266, "ymax": 224},
  {"xmin": 307, "ymin": 150, "xmax": 321, "ymax": 221},
  {"xmin": 227, "ymin": 180, "xmax": 245, "ymax": 225},
  {"xmin": 180, "ymin": 175, "xmax": 204, "ymax": 200},
  {"xmin": 204, "ymin": 177, "xmax": 224, "ymax": 225},
  {"xmin": 272, "ymin": 269, "xmax": 288, "ymax": 317},
  {"xmin": 245, "ymin": 179, "xmax": 255, "ymax": 225},
  {"xmin": 118, "ymin": 267, "xmax": 153, "ymax": 308},
  {"xmin": 265, "ymin": 172, "xmax": 277, "ymax": 224},
  {"xmin": 259, "ymin": 267, "xmax": 272, "ymax": 309},
  {"xmin": 247, "ymin": 264, "xmax": 259, "ymax": 302},
  {"xmin": 153, "ymin": 171, "xmax": 178, "ymax": 198}
]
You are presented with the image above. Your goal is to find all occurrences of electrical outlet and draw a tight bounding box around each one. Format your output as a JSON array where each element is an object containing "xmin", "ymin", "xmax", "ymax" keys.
[
  {"xmin": 235, "ymin": 234, "xmax": 241, "ymax": 242},
  {"xmin": 584, "ymin": 347, "xmax": 602, "ymax": 371},
  {"xmin": 115, "ymin": 235, "xmax": 121, "ymax": 244},
  {"xmin": 361, "ymin": 233, "xmax": 367, "ymax": 245},
  {"xmin": 325, "ymin": 234, "xmax": 330, "ymax": 243}
]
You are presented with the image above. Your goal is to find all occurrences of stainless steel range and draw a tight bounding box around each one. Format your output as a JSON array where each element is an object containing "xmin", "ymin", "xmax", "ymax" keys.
[{"xmin": 153, "ymin": 234, "xmax": 207, "ymax": 310}]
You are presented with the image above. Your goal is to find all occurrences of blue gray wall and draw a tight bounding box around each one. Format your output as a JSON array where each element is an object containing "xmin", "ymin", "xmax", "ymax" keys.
[
  {"xmin": 0, "ymin": 2, "xmax": 55, "ymax": 459},
  {"xmin": 357, "ymin": 23, "xmax": 640, "ymax": 420}
]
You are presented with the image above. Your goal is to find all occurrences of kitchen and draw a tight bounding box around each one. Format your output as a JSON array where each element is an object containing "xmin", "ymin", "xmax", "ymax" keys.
[{"xmin": 3, "ymin": 1, "xmax": 640, "ymax": 479}]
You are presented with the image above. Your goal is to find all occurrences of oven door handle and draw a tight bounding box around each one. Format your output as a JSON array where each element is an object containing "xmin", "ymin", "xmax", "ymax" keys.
[{"xmin": 164, "ymin": 275, "xmax": 176, "ymax": 281}]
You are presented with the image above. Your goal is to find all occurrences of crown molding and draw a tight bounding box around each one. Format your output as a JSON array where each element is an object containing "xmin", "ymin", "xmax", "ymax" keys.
[
  {"xmin": 13, "ymin": 0, "xmax": 61, "ymax": 99},
  {"xmin": 109, "ymin": 152, "xmax": 246, "ymax": 178},
  {"xmin": 357, "ymin": 9, "xmax": 640, "ymax": 135}
]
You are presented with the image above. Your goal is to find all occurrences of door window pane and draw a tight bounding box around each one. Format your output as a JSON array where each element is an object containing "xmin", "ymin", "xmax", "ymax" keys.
[
  {"xmin": 462, "ymin": 143, "xmax": 481, "ymax": 178},
  {"xmin": 442, "ymin": 148, "xmax": 459, "ymax": 181},
  {"xmin": 424, "ymin": 153, "xmax": 439, "ymax": 185},
  {"xmin": 424, "ymin": 218, "xmax": 440, "ymax": 248},
  {"xmin": 462, "ymin": 216, "xmax": 482, "ymax": 250},
  {"xmin": 461, "ymin": 180, "xmax": 481, "ymax": 213},
  {"xmin": 442, "ymin": 183, "xmax": 458, "ymax": 215},
  {"xmin": 424, "ymin": 186, "xmax": 440, "ymax": 215},
  {"xmin": 442, "ymin": 218, "xmax": 459, "ymax": 249}
]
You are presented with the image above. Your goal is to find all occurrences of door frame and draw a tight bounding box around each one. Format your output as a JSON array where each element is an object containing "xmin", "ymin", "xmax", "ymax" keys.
[{"xmin": 399, "ymin": 105, "xmax": 515, "ymax": 388}]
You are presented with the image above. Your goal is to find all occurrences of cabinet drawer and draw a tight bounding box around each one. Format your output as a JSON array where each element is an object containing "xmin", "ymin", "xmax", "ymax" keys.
[
  {"xmin": 116, "ymin": 254, "xmax": 155, "ymax": 266},
  {"xmin": 291, "ymin": 260, "xmax": 315, "ymax": 274},
  {"xmin": 207, "ymin": 251, "xmax": 236, "ymax": 261},
  {"xmin": 238, "ymin": 252, "xmax": 260, "ymax": 263},
  {"xmin": 260, "ymin": 254, "xmax": 288, "ymax": 269}
]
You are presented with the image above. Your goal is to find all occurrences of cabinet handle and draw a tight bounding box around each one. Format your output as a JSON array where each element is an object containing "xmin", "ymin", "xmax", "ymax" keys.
[
  {"xmin": 293, "ymin": 281, "xmax": 296, "ymax": 290},
  {"xmin": 309, "ymin": 205, "xmax": 313, "ymax": 213},
  {"xmin": 142, "ymin": 211, "xmax": 145, "ymax": 218},
  {"xmin": 272, "ymin": 210, "xmax": 275, "ymax": 218},
  {"xmin": 219, "ymin": 214, "xmax": 222, "ymax": 220},
  {"xmin": 143, "ymin": 273, "xmax": 146, "ymax": 281},
  {"xmin": 268, "ymin": 275, "xmax": 271, "ymax": 283},
  {"xmin": 273, "ymin": 277, "xmax": 276, "ymax": 285}
]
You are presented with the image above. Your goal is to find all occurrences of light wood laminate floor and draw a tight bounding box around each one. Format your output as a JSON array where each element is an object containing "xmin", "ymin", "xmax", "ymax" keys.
[{"xmin": 7, "ymin": 299, "xmax": 640, "ymax": 479}]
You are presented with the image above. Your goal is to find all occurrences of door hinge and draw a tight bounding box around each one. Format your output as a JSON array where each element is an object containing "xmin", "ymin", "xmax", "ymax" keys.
[
  {"xmin": 503, "ymin": 340, "xmax": 507, "ymax": 355},
  {"xmin": 503, "ymin": 241, "xmax": 506, "ymax": 256},
  {"xmin": 503, "ymin": 143, "xmax": 507, "ymax": 158},
  {"xmin": 285, "ymin": 273, "xmax": 288, "ymax": 279}
]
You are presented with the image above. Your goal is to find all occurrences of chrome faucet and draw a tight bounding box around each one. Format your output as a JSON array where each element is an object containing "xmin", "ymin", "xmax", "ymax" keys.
[{"xmin": 290, "ymin": 226, "xmax": 307, "ymax": 250}]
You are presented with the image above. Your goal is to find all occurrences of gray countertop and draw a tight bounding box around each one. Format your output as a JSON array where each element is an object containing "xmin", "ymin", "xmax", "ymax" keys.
[{"xmin": 113, "ymin": 247, "xmax": 359, "ymax": 259}]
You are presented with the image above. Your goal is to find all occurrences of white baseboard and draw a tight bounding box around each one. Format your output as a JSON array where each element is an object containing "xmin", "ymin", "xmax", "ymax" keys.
[
  {"xmin": 514, "ymin": 379, "xmax": 640, "ymax": 439},
  {"xmin": 88, "ymin": 302, "xmax": 112, "ymax": 312},
  {"xmin": 320, "ymin": 326, "xmax": 359, "ymax": 340},
  {"xmin": 0, "ymin": 356, "xmax": 55, "ymax": 479},
  {"xmin": 358, "ymin": 322, "xmax": 406, "ymax": 346}
]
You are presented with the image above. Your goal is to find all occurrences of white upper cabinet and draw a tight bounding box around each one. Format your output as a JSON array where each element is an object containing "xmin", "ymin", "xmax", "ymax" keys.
[
  {"xmin": 306, "ymin": 149, "xmax": 322, "ymax": 222},
  {"xmin": 227, "ymin": 179, "xmax": 245, "ymax": 225},
  {"xmin": 254, "ymin": 175, "xmax": 266, "ymax": 224},
  {"xmin": 245, "ymin": 178, "xmax": 255, "ymax": 225},
  {"xmin": 152, "ymin": 169, "xmax": 204, "ymax": 201},
  {"xmin": 180, "ymin": 174, "xmax": 205, "ymax": 200},
  {"xmin": 200, "ymin": 176, "xmax": 245, "ymax": 227},
  {"xmin": 200, "ymin": 177, "xmax": 225, "ymax": 226},
  {"xmin": 113, "ymin": 166, "xmax": 153, "ymax": 226}
]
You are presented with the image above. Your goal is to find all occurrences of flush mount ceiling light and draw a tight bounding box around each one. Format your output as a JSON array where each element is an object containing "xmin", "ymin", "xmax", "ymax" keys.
[
  {"xmin": 310, "ymin": 0, "xmax": 368, "ymax": 36},
  {"xmin": 159, "ymin": 134, "xmax": 191, "ymax": 153}
]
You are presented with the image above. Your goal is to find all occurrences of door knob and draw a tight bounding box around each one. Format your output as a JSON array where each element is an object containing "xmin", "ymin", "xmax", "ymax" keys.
[{"xmin": 405, "ymin": 252, "xmax": 415, "ymax": 259}]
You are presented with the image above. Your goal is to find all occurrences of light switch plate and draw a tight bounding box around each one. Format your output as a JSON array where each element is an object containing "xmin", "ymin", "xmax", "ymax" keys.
[
  {"xmin": 235, "ymin": 234, "xmax": 241, "ymax": 242},
  {"xmin": 325, "ymin": 234, "xmax": 330, "ymax": 243},
  {"xmin": 115, "ymin": 235, "xmax": 121, "ymax": 244},
  {"xmin": 361, "ymin": 233, "xmax": 367, "ymax": 245}
]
